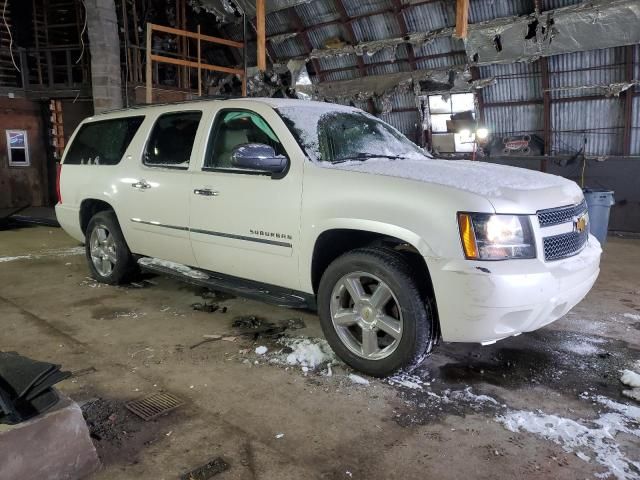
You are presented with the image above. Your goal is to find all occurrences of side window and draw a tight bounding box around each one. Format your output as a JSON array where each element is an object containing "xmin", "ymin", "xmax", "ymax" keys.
[
  {"xmin": 205, "ymin": 110, "xmax": 285, "ymax": 170},
  {"xmin": 64, "ymin": 116, "xmax": 144, "ymax": 165},
  {"xmin": 144, "ymin": 111, "xmax": 202, "ymax": 168}
]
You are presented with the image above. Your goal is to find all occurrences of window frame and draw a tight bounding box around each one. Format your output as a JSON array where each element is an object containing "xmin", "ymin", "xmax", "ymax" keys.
[
  {"xmin": 142, "ymin": 110, "xmax": 203, "ymax": 170},
  {"xmin": 202, "ymin": 108, "xmax": 290, "ymax": 179},
  {"xmin": 63, "ymin": 116, "xmax": 145, "ymax": 166},
  {"xmin": 6, "ymin": 130, "xmax": 30, "ymax": 167}
]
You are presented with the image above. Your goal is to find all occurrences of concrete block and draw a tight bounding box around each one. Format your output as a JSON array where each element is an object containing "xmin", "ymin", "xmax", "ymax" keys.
[{"xmin": 0, "ymin": 392, "xmax": 101, "ymax": 480}]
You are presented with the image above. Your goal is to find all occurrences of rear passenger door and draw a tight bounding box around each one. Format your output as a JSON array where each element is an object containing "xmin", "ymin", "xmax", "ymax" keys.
[
  {"xmin": 120, "ymin": 110, "xmax": 204, "ymax": 266},
  {"xmin": 189, "ymin": 105, "xmax": 303, "ymax": 290}
]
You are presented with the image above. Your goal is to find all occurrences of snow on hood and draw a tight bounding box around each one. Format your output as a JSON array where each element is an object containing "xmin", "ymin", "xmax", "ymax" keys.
[{"xmin": 328, "ymin": 157, "xmax": 575, "ymax": 198}]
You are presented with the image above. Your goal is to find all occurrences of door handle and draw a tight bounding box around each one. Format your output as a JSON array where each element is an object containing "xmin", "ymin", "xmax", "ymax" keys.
[
  {"xmin": 194, "ymin": 188, "xmax": 219, "ymax": 197},
  {"xmin": 132, "ymin": 180, "xmax": 151, "ymax": 189}
]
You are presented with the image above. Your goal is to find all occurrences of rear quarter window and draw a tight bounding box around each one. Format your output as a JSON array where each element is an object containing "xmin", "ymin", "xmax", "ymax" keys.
[{"xmin": 64, "ymin": 116, "xmax": 145, "ymax": 165}]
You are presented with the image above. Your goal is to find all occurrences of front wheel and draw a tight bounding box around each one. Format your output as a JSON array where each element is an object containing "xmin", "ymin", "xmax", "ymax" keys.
[
  {"xmin": 85, "ymin": 210, "xmax": 138, "ymax": 284},
  {"xmin": 317, "ymin": 247, "xmax": 436, "ymax": 377}
]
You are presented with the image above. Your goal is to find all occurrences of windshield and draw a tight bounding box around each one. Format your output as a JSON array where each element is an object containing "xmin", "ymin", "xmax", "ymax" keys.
[{"xmin": 277, "ymin": 106, "xmax": 428, "ymax": 164}]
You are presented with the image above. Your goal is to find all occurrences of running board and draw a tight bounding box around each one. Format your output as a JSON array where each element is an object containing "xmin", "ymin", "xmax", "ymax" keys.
[{"xmin": 138, "ymin": 261, "xmax": 314, "ymax": 310}]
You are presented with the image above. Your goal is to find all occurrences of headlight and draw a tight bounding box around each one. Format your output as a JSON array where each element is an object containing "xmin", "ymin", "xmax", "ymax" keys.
[{"xmin": 458, "ymin": 213, "xmax": 536, "ymax": 260}]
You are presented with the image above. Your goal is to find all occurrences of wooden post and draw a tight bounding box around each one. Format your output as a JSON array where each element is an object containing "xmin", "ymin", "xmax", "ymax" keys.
[
  {"xmin": 256, "ymin": 0, "xmax": 266, "ymax": 71},
  {"xmin": 146, "ymin": 23, "xmax": 152, "ymax": 103},
  {"xmin": 455, "ymin": 0, "xmax": 469, "ymax": 39},
  {"xmin": 197, "ymin": 25, "xmax": 202, "ymax": 97}
]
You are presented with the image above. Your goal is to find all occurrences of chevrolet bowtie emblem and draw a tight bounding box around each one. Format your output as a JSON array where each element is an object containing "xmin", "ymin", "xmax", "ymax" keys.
[{"xmin": 575, "ymin": 213, "xmax": 589, "ymax": 233}]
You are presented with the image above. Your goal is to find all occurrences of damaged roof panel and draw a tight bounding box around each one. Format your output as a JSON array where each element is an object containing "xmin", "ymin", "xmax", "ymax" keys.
[
  {"xmin": 467, "ymin": 0, "xmax": 640, "ymax": 65},
  {"xmin": 305, "ymin": 23, "xmax": 348, "ymax": 50}
]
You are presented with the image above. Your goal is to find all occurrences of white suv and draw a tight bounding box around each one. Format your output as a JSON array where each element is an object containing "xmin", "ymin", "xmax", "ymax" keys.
[{"xmin": 56, "ymin": 98, "xmax": 601, "ymax": 376}]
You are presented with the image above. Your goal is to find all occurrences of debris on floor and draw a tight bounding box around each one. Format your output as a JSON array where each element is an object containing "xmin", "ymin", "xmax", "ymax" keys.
[
  {"xmin": 179, "ymin": 457, "xmax": 229, "ymax": 480},
  {"xmin": 125, "ymin": 392, "xmax": 184, "ymax": 421},
  {"xmin": 192, "ymin": 302, "xmax": 220, "ymax": 313},
  {"xmin": 276, "ymin": 337, "xmax": 337, "ymax": 370},
  {"xmin": 0, "ymin": 352, "xmax": 71, "ymax": 424},
  {"xmin": 348, "ymin": 374, "xmax": 370, "ymax": 385},
  {"xmin": 231, "ymin": 316, "xmax": 306, "ymax": 340}
]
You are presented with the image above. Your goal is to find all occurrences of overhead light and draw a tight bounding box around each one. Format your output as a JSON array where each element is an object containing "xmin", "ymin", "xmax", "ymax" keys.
[{"xmin": 476, "ymin": 127, "xmax": 489, "ymax": 140}]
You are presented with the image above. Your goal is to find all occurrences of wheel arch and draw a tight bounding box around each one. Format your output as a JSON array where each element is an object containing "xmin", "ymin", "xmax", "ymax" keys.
[
  {"xmin": 79, "ymin": 198, "xmax": 117, "ymax": 235},
  {"xmin": 309, "ymin": 222, "xmax": 436, "ymax": 299}
]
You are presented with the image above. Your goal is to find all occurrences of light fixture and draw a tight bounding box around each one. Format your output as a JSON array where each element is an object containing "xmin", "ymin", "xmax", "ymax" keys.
[
  {"xmin": 459, "ymin": 128, "xmax": 472, "ymax": 138},
  {"xmin": 476, "ymin": 127, "xmax": 489, "ymax": 140}
]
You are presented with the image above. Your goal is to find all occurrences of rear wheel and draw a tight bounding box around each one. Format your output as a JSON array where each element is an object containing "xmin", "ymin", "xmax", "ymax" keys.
[
  {"xmin": 85, "ymin": 211, "xmax": 138, "ymax": 284},
  {"xmin": 318, "ymin": 247, "xmax": 436, "ymax": 377}
]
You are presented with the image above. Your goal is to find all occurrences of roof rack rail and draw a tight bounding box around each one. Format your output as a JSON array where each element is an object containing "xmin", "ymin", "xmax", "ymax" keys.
[{"xmin": 97, "ymin": 94, "xmax": 244, "ymax": 115}]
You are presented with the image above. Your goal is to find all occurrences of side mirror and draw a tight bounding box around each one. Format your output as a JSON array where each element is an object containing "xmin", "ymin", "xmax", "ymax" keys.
[{"xmin": 231, "ymin": 143, "xmax": 287, "ymax": 174}]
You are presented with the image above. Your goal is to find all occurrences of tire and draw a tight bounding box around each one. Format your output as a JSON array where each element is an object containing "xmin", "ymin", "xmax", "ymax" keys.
[
  {"xmin": 317, "ymin": 246, "xmax": 436, "ymax": 377},
  {"xmin": 85, "ymin": 210, "xmax": 138, "ymax": 285}
]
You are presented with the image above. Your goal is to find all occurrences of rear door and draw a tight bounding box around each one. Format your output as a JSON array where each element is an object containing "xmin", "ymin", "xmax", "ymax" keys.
[
  {"xmin": 189, "ymin": 104, "xmax": 304, "ymax": 290},
  {"xmin": 119, "ymin": 110, "xmax": 205, "ymax": 265}
]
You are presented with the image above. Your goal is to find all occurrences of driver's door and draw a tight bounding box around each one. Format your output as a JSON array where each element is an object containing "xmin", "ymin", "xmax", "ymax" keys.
[{"xmin": 189, "ymin": 105, "xmax": 303, "ymax": 290}]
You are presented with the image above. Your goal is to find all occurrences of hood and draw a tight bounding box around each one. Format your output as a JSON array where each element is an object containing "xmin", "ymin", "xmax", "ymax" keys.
[{"xmin": 330, "ymin": 158, "xmax": 583, "ymax": 213}]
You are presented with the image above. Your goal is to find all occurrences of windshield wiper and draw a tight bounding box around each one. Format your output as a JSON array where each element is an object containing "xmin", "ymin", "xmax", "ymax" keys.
[{"xmin": 332, "ymin": 153, "xmax": 406, "ymax": 164}]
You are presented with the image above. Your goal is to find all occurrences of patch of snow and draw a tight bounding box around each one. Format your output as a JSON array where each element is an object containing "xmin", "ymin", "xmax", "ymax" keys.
[
  {"xmin": 331, "ymin": 157, "xmax": 576, "ymax": 198},
  {"xmin": 387, "ymin": 373, "xmax": 428, "ymax": 390},
  {"xmin": 348, "ymin": 374, "xmax": 370, "ymax": 386},
  {"xmin": 560, "ymin": 340, "xmax": 602, "ymax": 356},
  {"xmin": 276, "ymin": 337, "xmax": 337, "ymax": 370},
  {"xmin": 623, "ymin": 313, "xmax": 640, "ymax": 321},
  {"xmin": 497, "ymin": 396, "xmax": 640, "ymax": 480},
  {"xmin": 621, "ymin": 370, "xmax": 640, "ymax": 388},
  {"xmin": 0, "ymin": 246, "xmax": 84, "ymax": 263},
  {"xmin": 137, "ymin": 257, "xmax": 209, "ymax": 280},
  {"xmin": 623, "ymin": 389, "xmax": 640, "ymax": 402},
  {"xmin": 255, "ymin": 346, "xmax": 268, "ymax": 355}
]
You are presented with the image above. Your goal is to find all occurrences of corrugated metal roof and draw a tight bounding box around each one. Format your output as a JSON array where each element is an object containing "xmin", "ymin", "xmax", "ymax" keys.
[
  {"xmin": 306, "ymin": 24, "xmax": 348, "ymax": 50},
  {"xmin": 378, "ymin": 110, "xmax": 422, "ymax": 142},
  {"xmin": 479, "ymin": 62, "xmax": 543, "ymax": 103},
  {"xmin": 552, "ymin": 98, "xmax": 624, "ymax": 155},
  {"xmin": 548, "ymin": 47, "xmax": 626, "ymax": 99},
  {"xmin": 483, "ymin": 104, "xmax": 544, "ymax": 136},
  {"xmin": 412, "ymin": 36, "xmax": 462, "ymax": 58},
  {"xmin": 265, "ymin": 10, "xmax": 294, "ymax": 35},
  {"xmin": 351, "ymin": 13, "xmax": 402, "ymax": 42},
  {"xmin": 403, "ymin": 2, "xmax": 452, "ymax": 32},
  {"xmin": 293, "ymin": 2, "xmax": 340, "ymax": 26},
  {"xmin": 343, "ymin": 0, "xmax": 393, "ymax": 17},
  {"xmin": 468, "ymin": 0, "xmax": 532, "ymax": 23}
]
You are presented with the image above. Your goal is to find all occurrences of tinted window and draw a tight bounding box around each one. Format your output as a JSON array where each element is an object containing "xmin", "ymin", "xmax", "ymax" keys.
[
  {"xmin": 144, "ymin": 111, "xmax": 202, "ymax": 168},
  {"xmin": 64, "ymin": 116, "xmax": 144, "ymax": 165},
  {"xmin": 205, "ymin": 110, "xmax": 284, "ymax": 169}
]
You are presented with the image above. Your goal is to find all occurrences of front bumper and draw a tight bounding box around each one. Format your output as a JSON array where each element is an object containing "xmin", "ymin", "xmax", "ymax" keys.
[{"xmin": 428, "ymin": 234, "xmax": 602, "ymax": 343}]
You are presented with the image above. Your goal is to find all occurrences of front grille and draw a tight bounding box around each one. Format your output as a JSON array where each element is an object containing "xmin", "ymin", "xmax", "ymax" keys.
[
  {"xmin": 543, "ymin": 228, "xmax": 589, "ymax": 261},
  {"xmin": 537, "ymin": 200, "xmax": 587, "ymax": 227}
]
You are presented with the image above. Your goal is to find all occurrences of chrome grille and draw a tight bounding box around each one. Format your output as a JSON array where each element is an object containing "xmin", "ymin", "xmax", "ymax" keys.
[
  {"xmin": 537, "ymin": 200, "xmax": 587, "ymax": 227},
  {"xmin": 543, "ymin": 229, "xmax": 589, "ymax": 261}
]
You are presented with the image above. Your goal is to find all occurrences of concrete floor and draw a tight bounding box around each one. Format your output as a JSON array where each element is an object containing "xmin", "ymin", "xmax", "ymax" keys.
[{"xmin": 1, "ymin": 225, "xmax": 639, "ymax": 480}]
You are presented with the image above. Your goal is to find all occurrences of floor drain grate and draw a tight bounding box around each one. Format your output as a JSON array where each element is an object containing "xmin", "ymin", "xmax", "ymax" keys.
[{"xmin": 125, "ymin": 392, "xmax": 184, "ymax": 421}]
